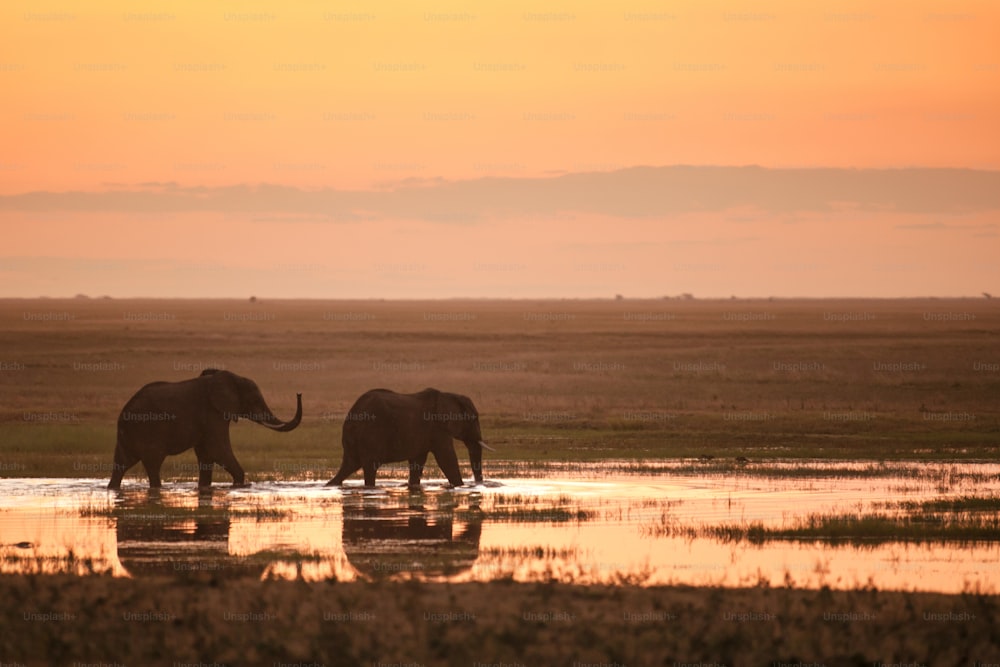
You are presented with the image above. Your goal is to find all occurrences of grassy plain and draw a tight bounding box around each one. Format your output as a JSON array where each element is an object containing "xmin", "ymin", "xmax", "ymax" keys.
[
  {"xmin": 1, "ymin": 297, "xmax": 998, "ymax": 482},
  {"xmin": 2, "ymin": 298, "xmax": 999, "ymax": 663}
]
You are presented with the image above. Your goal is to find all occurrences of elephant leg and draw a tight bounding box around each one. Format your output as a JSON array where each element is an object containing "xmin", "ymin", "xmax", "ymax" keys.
[
  {"xmin": 408, "ymin": 451, "xmax": 428, "ymax": 487},
  {"xmin": 432, "ymin": 442, "xmax": 464, "ymax": 487},
  {"xmin": 197, "ymin": 459, "xmax": 214, "ymax": 488},
  {"xmin": 203, "ymin": 432, "xmax": 246, "ymax": 487},
  {"xmin": 216, "ymin": 449, "xmax": 246, "ymax": 487},
  {"xmin": 362, "ymin": 460, "xmax": 378, "ymax": 487},
  {"xmin": 327, "ymin": 453, "xmax": 362, "ymax": 486},
  {"xmin": 142, "ymin": 454, "xmax": 166, "ymax": 488},
  {"xmin": 108, "ymin": 444, "xmax": 139, "ymax": 490}
]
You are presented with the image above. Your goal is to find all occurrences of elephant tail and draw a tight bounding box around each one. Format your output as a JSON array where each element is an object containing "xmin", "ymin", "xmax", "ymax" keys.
[
  {"xmin": 113, "ymin": 412, "xmax": 135, "ymax": 458},
  {"xmin": 114, "ymin": 421, "xmax": 126, "ymax": 457},
  {"xmin": 108, "ymin": 422, "xmax": 130, "ymax": 489}
]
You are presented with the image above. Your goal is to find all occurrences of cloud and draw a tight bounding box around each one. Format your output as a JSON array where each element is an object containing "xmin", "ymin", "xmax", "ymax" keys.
[
  {"xmin": 895, "ymin": 221, "xmax": 999, "ymax": 231},
  {"xmin": 2, "ymin": 166, "xmax": 999, "ymax": 220},
  {"xmin": 667, "ymin": 236, "xmax": 763, "ymax": 247}
]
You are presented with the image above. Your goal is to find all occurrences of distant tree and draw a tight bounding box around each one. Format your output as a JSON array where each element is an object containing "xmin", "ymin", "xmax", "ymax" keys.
[
  {"xmin": 984, "ymin": 292, "xmax": 992, "ymax": 299},
  {"xmin": 680, "ymin": 293, "xmax": 694, "ymax": 300},
  {"xmin": 615, "ymin": 294, "xmax": 624, "ymax": 301},
  {"xmin": 74, "ymin": 294, "xmax": 90, "ymax": 299},
  {"xmin": 249, "ymin": 295, "xmax": 257, "ymax": 303}
]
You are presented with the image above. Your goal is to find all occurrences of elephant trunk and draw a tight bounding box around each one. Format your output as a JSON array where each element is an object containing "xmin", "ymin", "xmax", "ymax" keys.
[
  {"xmin": 257, "ymin": 393, "xmax": 303, "ymax": 432},
  {"xmin": 468, "ymin": 439, "xmax": 485, "ymax": 483}
]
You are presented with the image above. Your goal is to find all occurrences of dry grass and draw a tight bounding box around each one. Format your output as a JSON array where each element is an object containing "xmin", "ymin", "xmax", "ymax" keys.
[
  {"xmin": 0, "ymin": 574, "xmax": 996, "ymax": 665},
  {"xmin": 697, "ymin": 513, "xmax": 1000, "ymax": 546},
  {"xmin": 1, "ymin": 297, "xmax": 998, "ymax": 481}
]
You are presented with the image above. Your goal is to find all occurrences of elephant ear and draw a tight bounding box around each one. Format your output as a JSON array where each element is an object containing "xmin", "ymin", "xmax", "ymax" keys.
[
  {"xmin": 457, "ymin": 393, "xmax": 477, "ymax": 418},
  {"xmin": 429, "ymin": 389, "xmax": 449, "ymax": 417},
  {"xmin": 444, "ymin": 392, "xmax": 474, "ymax": 417},
  {"xmin": 207, "ymin": 372, "xmax": 242, "ymax": 421},
  {"xmin": 436, "ymin": 391, "xmax": 470, "ymax": 420}
]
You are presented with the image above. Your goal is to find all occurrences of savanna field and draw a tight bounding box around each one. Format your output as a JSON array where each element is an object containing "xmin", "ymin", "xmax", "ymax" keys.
[
  {"xmin": 1, "ymin": 297, "xmax": 999, "ymax": 665},
  {"xmin": 2, "ymin": 297, "xmax": 998, "ymax": 472}
]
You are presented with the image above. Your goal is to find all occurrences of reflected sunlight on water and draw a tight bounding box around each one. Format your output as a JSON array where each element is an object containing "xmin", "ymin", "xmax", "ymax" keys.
[{"xmin": 1, "ymin": 461, "xmax": 999, "ymax": 592}]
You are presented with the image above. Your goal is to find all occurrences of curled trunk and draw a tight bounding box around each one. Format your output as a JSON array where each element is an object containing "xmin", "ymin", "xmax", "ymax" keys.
[{"xmin": 257, "ymin": 393, "xmax": 303, "ymax": 432}]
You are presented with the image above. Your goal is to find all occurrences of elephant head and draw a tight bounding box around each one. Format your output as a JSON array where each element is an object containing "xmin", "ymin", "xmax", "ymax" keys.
[
  {"xmin": 432, "ymin": 390, "xmax": 491, "ymax": 484},
  {"xmin": 204, "ymin": 369, "xmax": 302, "ymax": 432}
]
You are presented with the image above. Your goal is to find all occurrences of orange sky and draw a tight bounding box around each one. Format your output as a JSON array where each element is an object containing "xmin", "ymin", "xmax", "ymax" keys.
[{"xmin": 1, "ymin": 0, "xmax": 998, "ymax": 297}]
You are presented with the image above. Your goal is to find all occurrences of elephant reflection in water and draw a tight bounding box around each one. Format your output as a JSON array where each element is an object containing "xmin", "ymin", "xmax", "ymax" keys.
[
  {"xmin": 342, "ymin": 491, "xmax": 483, "ymax": 579},
  {"xmin": 114, "ymin": 491, "xmax": 268, "ymax": 578}
]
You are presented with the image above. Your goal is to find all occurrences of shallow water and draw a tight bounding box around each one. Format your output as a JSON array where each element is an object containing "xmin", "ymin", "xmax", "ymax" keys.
[{"xmin": 1, "ymin": 461, "xmax": 999, "ymax": 592}]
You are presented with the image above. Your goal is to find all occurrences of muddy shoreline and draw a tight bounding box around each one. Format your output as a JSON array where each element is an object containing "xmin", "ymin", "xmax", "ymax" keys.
[{"xmin": 2, "ymin": 575, "xmax": 996, "ymax": 665}]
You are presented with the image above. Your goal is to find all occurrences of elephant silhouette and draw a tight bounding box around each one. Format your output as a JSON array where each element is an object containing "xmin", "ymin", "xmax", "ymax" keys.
[{"xmin": 341, "ymin": 490, "xmax": 482, "ymax": 579}]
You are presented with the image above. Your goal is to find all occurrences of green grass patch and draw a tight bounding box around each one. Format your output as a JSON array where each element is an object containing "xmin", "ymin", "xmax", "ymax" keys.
[
  {"xmin": 480, "ymin": 493, "xmax": 598, "ymax": 523},
  {"xmin": 656, "ymin": 511, "xmax": 1000, "ymax": 545},
  {"xmin": 77, "ymin": 498, "xmax": 294, "ymax": 520},
  {"xmin": 883, "ymin": 494, "xmax": 1000, "ymax": 513},
  {"xmin": 5, "ymin": 420, "xmax": 998, "ymax": 482}
]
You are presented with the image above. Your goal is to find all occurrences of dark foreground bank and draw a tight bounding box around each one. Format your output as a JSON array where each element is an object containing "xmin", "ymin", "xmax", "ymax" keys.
[{"xmin": 1, "ymin": 575, "xmax": 997, "ymax": 666}]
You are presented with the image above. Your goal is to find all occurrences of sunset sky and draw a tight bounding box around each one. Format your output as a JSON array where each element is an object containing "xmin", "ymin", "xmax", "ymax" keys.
[{"xmin": 1, "ymin": 0, "xmax": 997, "ymax": 298}]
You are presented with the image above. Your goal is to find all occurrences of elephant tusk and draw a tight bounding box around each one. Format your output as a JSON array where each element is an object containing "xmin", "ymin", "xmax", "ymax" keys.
[{"xmin": 478, "ymin": 440, "xmax": 496, "ymax": 452}]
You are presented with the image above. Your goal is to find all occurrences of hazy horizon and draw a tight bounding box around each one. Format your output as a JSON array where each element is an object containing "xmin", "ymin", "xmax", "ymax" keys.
[{"xmin": 5, "ymin": 294, "xmax": 996, "ymax": 302}]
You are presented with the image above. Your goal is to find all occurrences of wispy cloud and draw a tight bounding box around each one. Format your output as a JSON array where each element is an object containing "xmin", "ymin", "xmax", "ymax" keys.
[
  {"xmin": 3, "ymin": 166, "xmax": 999, "ymax": 220},
  {"xmin": 895, "ymin": 221, "xmax": 998, "ymax": 231}
]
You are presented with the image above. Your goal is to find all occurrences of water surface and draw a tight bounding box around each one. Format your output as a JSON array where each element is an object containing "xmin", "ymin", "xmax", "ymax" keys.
[{"xmin": 1, "ymin": 460, "xmax": 998, "ymax": 592}]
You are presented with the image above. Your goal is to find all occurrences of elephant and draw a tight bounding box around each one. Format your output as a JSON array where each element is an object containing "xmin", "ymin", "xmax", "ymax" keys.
[
  {"xmin": 326, "ymin": 388, "xmax": 492, "ymax": 488},
  {"xmin": 107, "ymin": 369, "xmax": 302, "ymax": 489}
]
